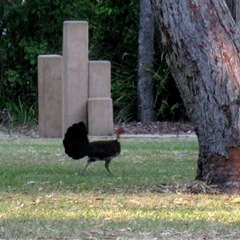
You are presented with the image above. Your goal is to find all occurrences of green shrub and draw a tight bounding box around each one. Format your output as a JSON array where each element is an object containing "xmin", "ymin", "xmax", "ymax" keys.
[
  {"xmin": 0, "ymin": 0, "xmax": 186, "ymax": 124},
  {"xmin": 1, "ymin": 98, "xmax": 37, "ymax": 125},
  {"xmin": 112, "ymin": 61, "xmax": 138, "ymax": 123}
]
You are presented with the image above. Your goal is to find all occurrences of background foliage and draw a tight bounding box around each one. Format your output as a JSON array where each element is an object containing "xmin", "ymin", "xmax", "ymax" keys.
[{"xmin": 0, "ymin": 0, "xmax": 185, "ymax": 125}]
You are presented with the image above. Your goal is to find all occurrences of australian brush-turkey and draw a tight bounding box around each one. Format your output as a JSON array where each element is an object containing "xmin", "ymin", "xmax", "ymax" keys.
[{"xmin": 63, "ymin": 122, "xmax": 124, "ymax": 175}]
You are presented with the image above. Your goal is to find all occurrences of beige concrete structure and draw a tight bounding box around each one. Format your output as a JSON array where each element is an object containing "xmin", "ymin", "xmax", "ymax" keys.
[
  {"xmin": 38, "ymin": 55, "xmax": 63, "ymax": 138},
  {"xmin": 62, "ymin": 21, "xmax": 89, "ymax": 133},
  {"xmin": 88, "ymin": 60, "xmax": 113, "ymax": 136},
  {"xmin": 88, "ymin": 98, "xmax": 113, "ymax": 136},
  {"xmin": 38, "ymin": 21, "xmax": 114, "ymax": 138},
  {"xmin": 88, "ymin": 61, "xmax": 111, "ymax": 98}
]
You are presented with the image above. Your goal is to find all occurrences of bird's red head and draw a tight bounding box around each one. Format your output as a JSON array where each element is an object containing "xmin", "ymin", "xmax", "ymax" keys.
[{"xmin": 116, "ymin": 127, "xmax": 124, "ymax": 140}]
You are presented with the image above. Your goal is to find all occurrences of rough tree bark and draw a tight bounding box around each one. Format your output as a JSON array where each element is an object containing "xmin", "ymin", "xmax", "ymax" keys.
[
  {"xmin": 137, "ymin": 0, "xmax": 154, "ymax": 124},
  {"xmin": 151, "ymin": 0, "xmax": 240, "ymax": 192}
]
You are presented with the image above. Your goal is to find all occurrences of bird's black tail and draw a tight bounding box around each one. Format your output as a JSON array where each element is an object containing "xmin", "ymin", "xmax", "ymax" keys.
[{"xmin": 63, "ymin": 122, "xmax": 89, "ymax": 160}]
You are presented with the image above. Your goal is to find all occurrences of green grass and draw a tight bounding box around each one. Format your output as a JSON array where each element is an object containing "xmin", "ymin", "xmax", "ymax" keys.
[{"xmin": 0, "ymin": 137, "xmax": 240, "ymax": 239}]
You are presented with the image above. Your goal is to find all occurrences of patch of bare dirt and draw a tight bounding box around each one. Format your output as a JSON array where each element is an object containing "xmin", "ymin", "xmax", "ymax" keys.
[
  {"xmin": 153, "ymin": 180, "xmax": 220, "ymax": 194},
  {"xmin": 0, "ymin": 124, "xmax": 38, "ymax": 139},
  {"xmin": 115, "ymin": 121, "xmax": 194, "ymax": 135},
  {"xmin": 0, "ymin": 121, "xmax": 194, "ymax": 139}
]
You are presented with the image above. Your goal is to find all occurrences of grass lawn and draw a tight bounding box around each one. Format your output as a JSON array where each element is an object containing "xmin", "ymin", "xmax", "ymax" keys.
[{"xmin": 0, "ymin": 135, "xmax": 240, "ymax": 239}]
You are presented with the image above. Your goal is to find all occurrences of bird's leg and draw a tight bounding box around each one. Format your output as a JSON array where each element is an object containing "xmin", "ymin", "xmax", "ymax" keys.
[
  {"xmin": 82, "ymin": 158, "xmax": 95, "ymax": 175},
  {"xmin": 105, "ymin": 159, "xmax": 112, "ymax": 175}
]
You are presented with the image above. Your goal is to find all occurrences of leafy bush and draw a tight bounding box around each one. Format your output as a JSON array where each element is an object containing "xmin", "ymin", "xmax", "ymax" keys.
[
  {"xmin": 152, "ymin": 60, "xmax": 186, "ymax": 121},
  {"xmin": 112, "ymin": 61, "xmax": 138, "ymax": 122},
  {"xmin": 1, "ymin": 1, "xmax": 71, "ymax": 105},
  {"xmin": 0, "ymin": 0, "xmax": 185, "ymax": 124},
  {"xmin": 1, "ymin": 97, "xmax": 37, "ymax": 125}
]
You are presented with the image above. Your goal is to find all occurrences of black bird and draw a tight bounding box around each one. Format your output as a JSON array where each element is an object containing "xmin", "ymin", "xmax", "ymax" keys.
[{"xmin": 63, "ymin": 122, "xmax": 124, "ymax": 175}]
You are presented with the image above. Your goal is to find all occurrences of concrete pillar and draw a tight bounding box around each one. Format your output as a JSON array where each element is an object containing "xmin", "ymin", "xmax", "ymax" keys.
[
  {"xmin": 88, "ymin": 98, "xmax": 113, "ymax": 136},
  {"xmin": 38, "ymin": 55, "xmax": 63, "ymax": 138},
  {"xmin": 88, "ymin": 61, "xmax": 111, "ymax": 98},
  {"xmin": 62, "ymin": 21, "xmax": 89, "ymax": 133},
  {"xmin": 88, "ymin": 61, "xmax": 113, "ymax": 136}
]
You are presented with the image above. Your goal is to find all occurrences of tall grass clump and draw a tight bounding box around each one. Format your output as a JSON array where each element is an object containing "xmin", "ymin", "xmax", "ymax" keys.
[{"xmin": 0, "ymin": 98, "xmax": 37, "ymax": 125}]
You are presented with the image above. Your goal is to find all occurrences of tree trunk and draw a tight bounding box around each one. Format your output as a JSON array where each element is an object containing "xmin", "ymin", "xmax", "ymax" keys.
[
  {"xmin": 151, "ymin": 0, "xmax": 240, "ymax": 192},
  {"xmin": 137, "ymin": 0, "xmax": 154, "ymax": 124}
]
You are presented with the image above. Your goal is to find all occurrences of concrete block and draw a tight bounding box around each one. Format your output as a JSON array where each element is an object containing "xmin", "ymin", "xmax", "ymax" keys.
[
  {"xmin": 62, "ymin": 21, "xmax": 89, "ymax": 133},
  {"xmin": 88, "ymin": 98, "xmax": 113, "ymax": 136},
  {"xmin": 38, "ymin": 55, "xmax": 63, "ymax": 138},
  {"xmin": 89, "ymin": 61, "xmax": 111, "ymax": 98}
]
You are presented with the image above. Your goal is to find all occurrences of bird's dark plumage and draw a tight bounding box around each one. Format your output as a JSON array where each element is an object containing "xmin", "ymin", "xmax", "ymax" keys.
[
  {"xmin": 63, "ymin": 122, "xmax": 124, "ymax": 175},
  {"xmin": 63, "ymin": 122, "xmax": 89, "ymax": 159}
]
